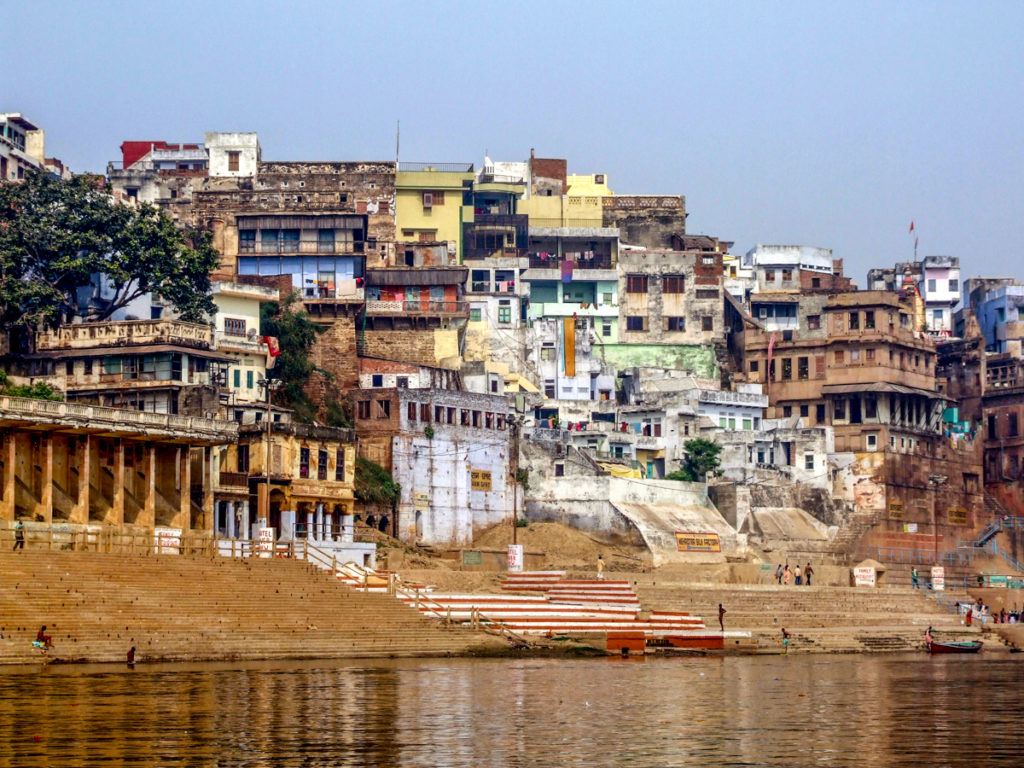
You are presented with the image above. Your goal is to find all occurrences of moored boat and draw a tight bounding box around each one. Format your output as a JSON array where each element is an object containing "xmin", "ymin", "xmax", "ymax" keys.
[{"xmin": 927, "ymin": 639, "xmax": 983, "ymax": 654}]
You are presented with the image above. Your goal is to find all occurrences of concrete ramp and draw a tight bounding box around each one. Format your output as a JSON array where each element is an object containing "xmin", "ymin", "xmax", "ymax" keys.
[
  {"xmin": 748, "ymin": 507, "xmax": 829, "ymax": 548},
  {"xmin": 613, "ymin": 502, "xmax": 735, "ymax": 566}
]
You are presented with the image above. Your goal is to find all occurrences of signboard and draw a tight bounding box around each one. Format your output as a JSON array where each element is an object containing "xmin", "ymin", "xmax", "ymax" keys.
[
  {"xmin": 414, "ymin": 491, "xmax": 429, "ymax": 510},
  {"xmin": 888, "ymin": 501, "xmax": 904, "ymax": 520},
  {"xmin": 947, "ymin": 507, "xmax": 968, "ymax": 526},
  {"xmin": 507, "ymin": 544, "xmax": 524, "ymax": 573},
  {"xmin": 903, "ymin": 523, "xmax": 918, "ymax": 533},
  {"xmin": 675, "ymin": 532, "xmax": 722, "ymax": 553},
  {"xmin": 854, "ymin": 566, "xmax": 877, "ymax": 587},
  {"xmin": 154, "ymin": 527, "xmax": 182, "ymax": 555},
  {"xmin": 461, "ymin": 550, "xmax": 483, "ymax": 566},
  {"xmin": 989, "ymin": 575, "xmax": 1008, "ymax": 588},
  {"xmin": 931, "ymin": 566, "xmax": 945, "ymax": 591},
  {"xmin": 258, "ymin": 527, "xmax": 275, "ymax": 559},
  {"xmin": 471, "ymin": 470, "xmax": 492, "ymax": 491}
]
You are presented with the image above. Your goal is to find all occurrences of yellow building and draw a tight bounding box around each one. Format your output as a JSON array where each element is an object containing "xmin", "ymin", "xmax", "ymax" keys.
[
  {"xmin": 395, "ymin": 163, "xmax": 475, "ymax": 250},
  {"xmin": 566, "ymin": 173, "xmax": 613, "ymax": 197}
]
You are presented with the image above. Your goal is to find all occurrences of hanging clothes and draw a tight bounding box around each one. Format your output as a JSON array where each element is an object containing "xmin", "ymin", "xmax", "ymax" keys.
[{"xmin": 561, "ymin": 260, "xmax": 574, "ymax": 283}]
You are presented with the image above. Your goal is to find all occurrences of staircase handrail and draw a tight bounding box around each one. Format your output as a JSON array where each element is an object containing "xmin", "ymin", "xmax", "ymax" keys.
[{"xmin": 984, "ymin": 541, "xmax": 1024, "ymax": 575}]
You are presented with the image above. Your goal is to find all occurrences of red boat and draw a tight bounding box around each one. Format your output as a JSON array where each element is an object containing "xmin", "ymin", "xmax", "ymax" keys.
[{"xmin": 927, "ymin": 639, "xmax": 983, "ymax": 654}]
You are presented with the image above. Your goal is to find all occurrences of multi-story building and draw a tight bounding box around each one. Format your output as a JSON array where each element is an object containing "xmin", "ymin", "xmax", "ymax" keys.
[
  {"xmin": 867, "ymin": 256, "xmax": 961, "ymax": 335},
  {"xmin": 394, "ymin": 162, "xmax": 475, "ymax": 252},
  {"xmin": 0, "ymin": 113, "xmax": 45, "ymax": 181},
  {"xmin": 211, "ymin": 280, "xmax": 278, "ymax": 421}
]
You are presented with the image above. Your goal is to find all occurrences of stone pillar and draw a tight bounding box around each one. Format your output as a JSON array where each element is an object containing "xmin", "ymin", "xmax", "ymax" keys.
[
  {"xmin": 37, "ymin": 435, "xmax": 53, "ymax": 523},
  {"xmin": 203, "ymin": 446, "xmax": 215, "ymax": 533},
  {"xmin": 111, "ymin": 438, "xmax": 124, "ymax": 526},
  {"xmin": 141, "ymin": 443, "xmax": 156, "ymax": 529},
  {"xmin": 280, "ymin": 509, "xmax": 295, "ymax": 540},
  {"xmin": 1, "ymin": 431, "xmax": 15, "ymax": 522},
  {"xmin": 71, "ymin": 435, "xmax": 90, "ymax": 524},
  {"xmin": 341, "ymin": 511, "xmax": 355, "ymax": 543},
  {"xmin": 238, "ymin": 500, "xmax": 249, "ymax": 539},
  {"xmin": 305, "ymin": 509, "xmax": 315, "ymax": 541},
  {"xmin": 315, "ymin": 502, "xmax": 324, "ymax": 541},
  {"xmin": 176, "ymin": 446, "xmax": 190, "ymax": 531},
  {"xmin": 225, "ymin": 501, "xmax": 235, "ymax": 539}
]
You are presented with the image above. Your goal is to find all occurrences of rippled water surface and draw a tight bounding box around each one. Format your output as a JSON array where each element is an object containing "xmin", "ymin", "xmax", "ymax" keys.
[{"xmin": 0, "ymin": 654, "xmax": 1021, "ymax": 767}]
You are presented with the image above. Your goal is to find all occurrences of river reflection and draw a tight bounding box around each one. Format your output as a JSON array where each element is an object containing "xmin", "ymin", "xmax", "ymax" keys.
[{"xmin": 0, "ymin": 654, "xmax": 1020, "ymax": 767}]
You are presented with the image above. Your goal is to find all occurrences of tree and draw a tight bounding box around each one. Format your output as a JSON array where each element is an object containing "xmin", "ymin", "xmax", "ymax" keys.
[
  {"xmin": 259, "ymin": 294, "xmax": 324, "ymax": 419},
  {"xmin": 666, "ymin": 438, "xmax": 722, "ymax": 482},
  {"xmin": 0, "ymin": 370, "xmax": 62, "ymax": 401},
  {"xmin": 354, "ymin": 456, "xmax": 400, "ymax": 509},
  {"xmin": 0, "ymin": 170, "xmax": 219, "ymax": 331}
]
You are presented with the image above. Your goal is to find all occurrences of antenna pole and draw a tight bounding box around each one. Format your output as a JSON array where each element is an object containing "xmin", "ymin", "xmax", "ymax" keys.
[{"xmin": 395, "ymin": 120, "xmax": 400, "ymax": 166}]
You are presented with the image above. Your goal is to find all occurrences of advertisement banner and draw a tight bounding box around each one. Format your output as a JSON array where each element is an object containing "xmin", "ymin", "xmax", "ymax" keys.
[
  {"xmin": 931, "ymin": 566, "xmax": 945, "ymax": 591},
  {"xmin": 507, "ymin": 544, "xmax": 524, "ymax": 573},
  {"xmin": 675, "ymin": 532, "xmax": 722, "ymax": 552},
  {"xmin": 154, "ymin": 528, "xmax": 182, "ymax": 555},
  {"xmin": 258, "ymin": 527, "xmax": 275, "ymax": 559}
]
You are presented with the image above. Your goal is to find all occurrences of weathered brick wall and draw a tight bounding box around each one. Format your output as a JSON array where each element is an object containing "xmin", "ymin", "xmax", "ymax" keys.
[
  {"xmin": 358, "ymin": 329, "xmax": 438, "ymax": 367},
  {"xmin": 602, "ymin": 196, "xmax": 687, "ymax": 249},
  {"xmin": 303, "ymin": 316, "xmax": 359, "ymax": 412}
]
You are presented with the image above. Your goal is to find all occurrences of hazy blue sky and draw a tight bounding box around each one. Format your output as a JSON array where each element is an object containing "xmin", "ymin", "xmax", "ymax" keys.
[{"xmin": 6, "ymin": 1, "xmax": 1023, "ymax": 283}]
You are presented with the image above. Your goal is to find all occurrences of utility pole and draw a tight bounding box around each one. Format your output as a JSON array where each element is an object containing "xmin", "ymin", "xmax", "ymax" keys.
[
  {"xmin": 258, "ymin": 378, "xmax": 281, "ymax": 532},
  {"xmin": 511, "ymin": 416, "xmax": 519, "ymax": 545}
]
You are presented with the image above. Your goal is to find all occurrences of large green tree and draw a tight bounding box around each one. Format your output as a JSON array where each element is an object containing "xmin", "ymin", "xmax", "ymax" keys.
[
  {"xmin": 0, "ymin": 170, "xmax": 219, "ymax": 330},
  {"xmin": 666, "ymin": 438, "xmax": 722, "ymax": 482}
]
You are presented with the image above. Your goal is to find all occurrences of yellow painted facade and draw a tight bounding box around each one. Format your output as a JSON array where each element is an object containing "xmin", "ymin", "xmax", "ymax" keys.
[
  {"xmin": 517, "ymin": 194, "xmax": 605, "ymax": 228},
  {"xmin": 566, "ymin": 173, "xmax": 613, "ymax": 196},
  {"xmin": 395, "ymin": 169, "xmax": 474, "ymax": 246}
]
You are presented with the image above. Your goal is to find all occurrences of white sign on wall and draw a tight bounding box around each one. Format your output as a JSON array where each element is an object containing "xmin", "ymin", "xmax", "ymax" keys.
[
  {"xmin": 507, "ymin": 544, "xmax": 524, "ymax": 573},
  {"xmin": 931, "ymin": 566, "xmax": 945, "ymax": 591},
  {"xmin": 258, "ymin": 527, "xmax": 275, "ymax": 559},
  {"xmin": 154, "ymin": 528, "xmax": 182, "ymax": 555},
  {"xmin": 853, "ymin": 566, "xmax": 877, "ymax": 587}
]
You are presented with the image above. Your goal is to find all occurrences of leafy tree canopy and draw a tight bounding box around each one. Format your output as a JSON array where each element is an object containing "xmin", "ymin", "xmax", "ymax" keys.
[
  {"xmin": 0, "ymin": 370, "xmax": 63, "ymax": 401},
  {"xmin": 354, "ymin": 456, "xmax": 400, "ymax": 509},
  {"xmin": 0, "ymin": 170, "xmax": 219, "ymax": 330},
  {"xmin": 666, "ymin": 438, "xmax": 722, "ymax": 482},
  {"xmin": 259, "ymin": 294, "xmax": 324, "ymax": 420}
]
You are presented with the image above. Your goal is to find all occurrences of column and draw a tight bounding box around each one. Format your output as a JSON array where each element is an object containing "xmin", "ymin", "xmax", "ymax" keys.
[
  {"xmin": 176, "ymin": 446, "xmax": 190, "ymax": 530},
  {"xmin": 226, "ymin": 501, "xmax": 236, "ymax": 539},
  {"xmin": 37, "ymin": 435, "xmax": 53, "ymax": 523},
  {"xmin": 315, "ymin": 502, "xmax": 324, "ymax": 541},
  {"xmin": 111, "ymin": 438, "xmax": 124, "ymax": 526},
  {"xmin": 141, "ymin": 443, "xmax": 156, "ymax": 528},
  {"xmin": 306, "ymin": 509, "xmax": 315, "ymax": 541},
  {"xmin": 341, "ymin": 509, "xmax": 355, "ymax": 543},
  {"xmin": 1, "ymin": 432, "xmax": 15, "ymax": 522},
  {"xmin": 71, "ymin": 435, "xmax": 90, "ymax": 524},
  {"xmin": 239, "ymin": 500, "xmax": 250, "ymax": 539}
]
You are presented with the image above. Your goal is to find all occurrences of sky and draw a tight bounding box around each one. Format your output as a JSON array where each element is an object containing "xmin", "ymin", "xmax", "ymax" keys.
[{"xmin": 5, "ymin": 1, "xmax": 1024, "ymax": 284}]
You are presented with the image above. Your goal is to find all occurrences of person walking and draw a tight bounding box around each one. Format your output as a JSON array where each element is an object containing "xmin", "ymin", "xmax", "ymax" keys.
[
  {"xmin": 775, "ymin": 564, "xmax": 783, "ymax": 584},
  {"xmin": 781, "ymin": 627, "xmax": 790, "ymax": 654},
  {"xmin": 596, "ymin": 554, "xmax": 605, "ymax": 580},
  {"xmin": 783, "ymin": 564, "xmax": 791, "ymax": 586},
  {"xmin": 13, "ymin": 520, "xmax": 24, "ymax": 551},
  {"xmin": 805, "ymin": 563, "xmax": 814, "ymax": 586},
  {"xmin": 718, "ymin": 603, "xmax": 727, "ymax": 632},
  {"xmin": 795, "ymin": 564, "xmax": 803, "ymax": 586},
  {"xmin": 911, "ymin": 567, "xmax": 920, "ymax": 589}
]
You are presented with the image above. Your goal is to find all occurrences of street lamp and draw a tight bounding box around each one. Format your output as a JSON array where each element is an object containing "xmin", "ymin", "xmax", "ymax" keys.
[{"xmin": 928, "ymin": 473, "xmax": 947, "ymax": 564}]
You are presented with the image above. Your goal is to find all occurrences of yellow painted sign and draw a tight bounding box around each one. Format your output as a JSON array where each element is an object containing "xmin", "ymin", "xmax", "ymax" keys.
[
  {"xmin": 471, "ymin": 470, "xmax": 492, "ymax": 491},
  {"xmin": 414, "ymin": 491, "xmax": 429, "ymax": 510},
  {"xmin": 947, "ymin": 507, "xmax": 968, "ymax": 526},
  {"xmin": 888, "ymin": 501, "xmax": 904, "ymax": 520},
  {"xmin": 675, "ymin": 532, "xmax": 722, "ymax": 553}
]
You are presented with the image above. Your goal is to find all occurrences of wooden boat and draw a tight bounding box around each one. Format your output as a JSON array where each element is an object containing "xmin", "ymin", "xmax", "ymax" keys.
[{"xmin": 927, "ymin": 639, "xmax": 983, "ymax": 654}]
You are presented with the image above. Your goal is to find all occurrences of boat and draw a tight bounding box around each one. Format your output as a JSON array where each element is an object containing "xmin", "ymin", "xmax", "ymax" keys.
[{"xmin": 927, "ymin": 639, "xmax": 983, "ymax": 654}]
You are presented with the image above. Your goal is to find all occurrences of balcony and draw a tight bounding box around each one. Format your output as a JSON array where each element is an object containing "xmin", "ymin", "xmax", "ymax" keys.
[
  {"xmin": 528, "ymin": 255, "xmax": 613, "ymax": 270},
  {"xmin": 218, "ymin": 471, "xmax": 249, "ymax": 489},
  {"xmin": 366, "ymin": 300, "xmax": 468, "ymax": 316},
  {"xmin": 36, "ymin": 320, "xmax": 214, "ymax": 352},
  {"xmin": 697, "ymin": 390, "xmax": 769, "ymax": 408},
  {"xmin": 239, "ymin": 240, "xmax": 366, "ymax": 255}
]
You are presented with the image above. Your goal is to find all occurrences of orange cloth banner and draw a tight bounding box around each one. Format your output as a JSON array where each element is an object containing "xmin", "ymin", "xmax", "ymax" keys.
[{"xmin": 564, "ymin": 316, "xmax": 576, "ymax": 377}]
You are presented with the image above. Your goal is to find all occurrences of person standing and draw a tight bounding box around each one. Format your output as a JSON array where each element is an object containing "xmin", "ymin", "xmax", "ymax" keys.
[
  {"xmin": 13, "ymin": 520, "xmax": 24, "ymax": 551},
  {"xmin": 911, "ymin": 567, "xmax": 920, "ymax": 589},
  {"xmin": 718, "ymin": 603, "xmax": 727, "ymax": 632},
  {"xmin": 776, "ymin": 564, "xmax": 783, "ymax": 584},
  {"xmin": 781, "ymin": 627, "xmax": 790, "ymax": 654},
  {"xmin": 795, "ymin": 564, "xmax": 802, "ymax": 586},
  {"xmin": 596, "ymin": 554, "xmax": 605, "ymax": 580},
  {"xmin": 783, "ymin": 564, "xmax": 791, "ymax": 586},
  {"xmin": 805, "ymin": 563, "xmax": 814, "ymax": 586}
]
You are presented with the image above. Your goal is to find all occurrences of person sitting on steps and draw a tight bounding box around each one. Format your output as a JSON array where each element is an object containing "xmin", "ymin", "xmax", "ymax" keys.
[{"xmin": 34, "ymin": 626, "xmax": 53, "ymax": 651}]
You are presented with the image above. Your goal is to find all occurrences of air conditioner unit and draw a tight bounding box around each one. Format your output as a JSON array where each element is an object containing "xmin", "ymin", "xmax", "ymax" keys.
[{"xmin": 422, "ymin": 192, "xmax": 433, "ymax": 208}]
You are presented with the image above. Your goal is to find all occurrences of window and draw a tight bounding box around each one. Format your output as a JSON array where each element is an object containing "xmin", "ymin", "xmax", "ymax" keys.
[
  {"xmin": 84, "ymin": 360, "xmax": 93, "ymax": 375},
  {"xmin": 866, "ymin": 349, "xmax": 875, "ymax": 361},
  {"xmin": 299, "ymin": 447, "xmax": 310, "ymax": 478},
  {"xmin": 246, "ymin": 371, "xmax": 254, "ymax": 389},
  {"xmin": 626, "ymin": 316, "xmax": 646, "ymax": 331},
  {"xmin": 849, "ymin": 312, "xmax": 859, "ymax": 330},
  {"xmin": 498, "ymin": 301, "xmax": 511, "ymax": 324},
  {"xmin": 696, "ymin": 289, "xmax": 720, "ymax": 299},
  {"xmin": 1011, "ymin": 413, "xmax": 1019, "ymax": 437},
  {"xmin": 742, "ymin": 418, "xmax": 752, "ymax": 430},
  {"xmin": 927, "ymin": 279, "xmax": 936, "ymax": 292},
  {"xmin": 811, "ymin": 277, "xmax": 821, "ymax": 288},
  {"xmin": 865, "ymin": 311, "xmax": 875, "ymax": 329},
  {"xmin": 765, "ymin": 269, "xmax": 776, "ymax": 282},
  {"xmin": 815, "ymin": 356, "xmax": 825, "ymax": 376},
  {"xmin": 933, "ymin": 309, "xmax": 944, "ymax": 322},
  {"xmin": 781, "ymin": 359, "xmax": 792, "ymax": 380},
  {"xmin": 728, "ymin": 417, "xmax": 736, "ymax": 430},
  {"xmin": 227, "ymin": 151, "xmax": 240, "ymax": 172},
  {"xmin": 541, "ymin": 346, "xmax": 556, "ymax": 362},
  {"xmin": 602, "ymin": 322, "xmax": 612, "ymax": 338},
  {"xmin": 808, "ymin": 315, "xmax": 821, "ymax": 330},
  {"xmin": 865, "ymin": 397, "xmax": 877, "ymax": 419},
  {"xmin": 702, "ymin": 255, "xmax": 715, "ymax": 265},
  {"xmin": 446, "ymin": 407, "xmax": 456, "ymax": 424},
  {"xmin": 407, "ymin": 401, "xmax": 418, "ymax": 420},
  {"xmin": 371, "ymin": 374, "xmax": 384, "ymax": 387},
  {"xmin": 357, "ymin": 400, "xmax": 371, "ymax": 419},
  {"xmin": 782, "ymin": 406, "xmax": 792, "ymax": 417},
  {"xmin": 834, "ymin": 400, "xmax": 846, "ymax": 420},
  {"xmin": 555, "ymin": 463, "xmax": 565, "ymax": 477},
  {"xmin": 376, "ymin": 399, "xmax": 391, "ymax": 419},
  {"xmin": 65, "ymin": 360, "xmax": 74, "ymax": 375},
  {"xmin": 434, "ymin": 405, "xmax": 444, "ymax": 422},
  {"xmin": 663, "ymin": 275, "xmax": 685, "ymax": 294},
  {"xmin": 816, "ymin": 404, "xmax": 825, "ymax": 423},
  {"xmin": 396, "ymin": 376, "xmax": 408, "ymax": 389},
  {"xmin": 851, "ymin": 349, "xmax": 860, "ymax": 362},
  {"xmin": 798, "ymin": 357, "xmax": 808, "ymax": 380},
  {"xmin": 866, "ymin": 433, "xmax": 878, "ymax": 451},
  {"xmin": 335, "ymin": 449, "xmax": 345, "ymax": 481},
  {"xmin": 719, "ymin": 417, "xmax": 727, "ymax": 428},
  {"xmin": 949, "ymin": 278, "xmax": 958, "ymax": 292},
  {"xmin": 626, "ymin": 275, "xmax": 648, "ymax": 293},
  {"xmin": 233, "ymin": 369, "xmax": 241, "ymax": 388},
  {"xmin": 544, "ymin": 380, "xmax": 556, "ymax": 398},
  {"xmin": 750, "ymin": 360, "xmax": 759, "ymax": 373},
  {"xmin": 224, "ymin": 318, "xmax": 246, "ymax": 337},
  {"xmin": 701, "ymin": 316, "xmax": 713, "ymax": 331},
  {"xmin": 666, "ymin": 317, "xmax": 686, "ymax": 331},
  {"xmin": 469, "ymin": 308, "xmax": 482, "ymax": 322},
  {"xmin": 420, "ymin": 403, "xmax": 431, "ymax": 422},
  {"xmin": 377, "ymin": 201, "xmax": 390, "ymax": 214},
  {"xmin": 237, "ymin": 445, "xmax": 250, "ymax": 473},
  {"xmin": 800, "ymin": 404, "xmax": 809, "ymax": 417},
  {"xmin": 318, "ymin": 450, "xmax": 328, "ymax": 481},
  {"xmin": 782, "ymin": 269, "xmax": 793, "ymax": 282},
  {"xmin": 834, "ymin": 350, "xmax": 845, "ymax": 364},
  {"xmin": 805, "ymin": 454, "xmax": 814, "ymax": 470}
]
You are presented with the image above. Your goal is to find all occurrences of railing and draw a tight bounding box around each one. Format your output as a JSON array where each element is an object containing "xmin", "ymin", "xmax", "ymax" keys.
[
  {"xmin": 862, "ymin": 546, "xmax": 976, "ymax": 567},
  {"xmin": 365, "ymin": 299, "xmax": 468, "ymax": 315},
  {"xmin": 463, "ymin": 247, "xmax": 527, "ymax": 260},
  {"xmin": 527, "ymin": 219, "xmax": 609, "ymax": 229},
  {"xmin": 239, "ymin": 240, "xmax": 365, "ymax": 255},
  {"xmin": 0, "ymin": 525, "xmax": 219, "ymax": 556},
  {"xmin": 398, "ymin": 162, "xmax": 474, "ymax": 173},
  {"xmin": 527, "ymin": 255, "xmax": 614, "ymax": 270}
]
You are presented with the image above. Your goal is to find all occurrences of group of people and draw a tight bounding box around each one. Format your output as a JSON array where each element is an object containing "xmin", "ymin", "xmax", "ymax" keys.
[{"xmin": 775, "ymin": 562, "xmax": 814, "ymax": 586}]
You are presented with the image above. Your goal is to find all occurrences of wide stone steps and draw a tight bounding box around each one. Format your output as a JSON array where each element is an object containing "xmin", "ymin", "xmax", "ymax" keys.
[{"xmin": 0, "ymin": 551, "xmax": 500, "ymax": 664}]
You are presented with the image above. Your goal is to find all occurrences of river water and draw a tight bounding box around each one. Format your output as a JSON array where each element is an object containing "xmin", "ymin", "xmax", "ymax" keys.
[{"xmin": 0, "ymin": 654, "xmax": 1021, "ymax": 767}]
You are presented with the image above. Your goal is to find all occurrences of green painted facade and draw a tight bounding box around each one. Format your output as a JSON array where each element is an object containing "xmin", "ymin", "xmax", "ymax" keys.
[{"xmin": 597, "ymin": 344, "xmax": 718, "ymax": 378}]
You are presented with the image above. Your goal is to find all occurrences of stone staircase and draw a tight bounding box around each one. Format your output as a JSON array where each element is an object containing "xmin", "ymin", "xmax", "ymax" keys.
[{"xmin": 0, "ymin": 550, "xmax": 503, "ymax": 664}]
